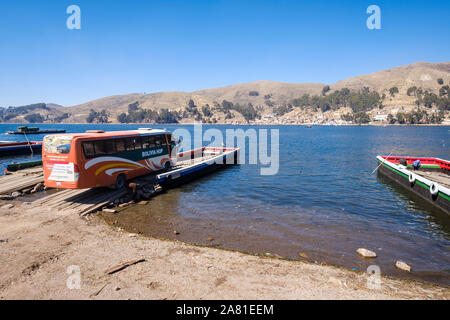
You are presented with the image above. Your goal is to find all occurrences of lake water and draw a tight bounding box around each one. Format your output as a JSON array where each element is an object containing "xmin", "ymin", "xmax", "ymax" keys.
[{"xmin": 1, "ymin": 123, "xmax": 449, "ymax": 285}]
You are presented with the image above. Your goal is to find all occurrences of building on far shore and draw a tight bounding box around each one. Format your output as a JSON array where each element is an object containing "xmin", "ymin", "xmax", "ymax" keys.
[{"xmin": 374, "ymin": 114, "xmax": 388, "ymax": 121}]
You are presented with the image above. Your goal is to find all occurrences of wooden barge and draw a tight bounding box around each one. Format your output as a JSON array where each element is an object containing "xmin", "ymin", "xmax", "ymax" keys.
[
  {"xmin": 0, "ymin": 146, "xmax": 239, "ymax": 216},
  {"xmin": 0, "ymin": 141, "xmax": 42, "ymax": 156},
  {"xmin": 157, "ymin": 147, "xmax": 239, "ymax": 187},
  {"xmin": 6, "ymin": 126, "xmax": 66, "ymax": 135},
  {"xmin": 376, "ymin": 156, "xmax": 450, "ymax": 214}
]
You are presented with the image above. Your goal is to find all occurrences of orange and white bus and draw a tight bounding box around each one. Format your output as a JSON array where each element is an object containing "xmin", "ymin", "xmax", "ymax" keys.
[{"xmin": 42, "ymin": 128, "xmax": 177, "ymax": 189}]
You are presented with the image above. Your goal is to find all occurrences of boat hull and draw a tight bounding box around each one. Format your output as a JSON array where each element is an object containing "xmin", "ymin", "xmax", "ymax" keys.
[
  {"xmin": 0, "ymin": 142, "xmax": 42, "ymax": 156},
  {"xmin": 158, "ymin": 147, "xmax": 239, "ymax": 188},
  {"xmin": 377, "ymin": 156, "xmax": 449, "ymax": 214},
  {"xmin": 7, "ymin": 129, "xmax": 66, "ymax": 135}
]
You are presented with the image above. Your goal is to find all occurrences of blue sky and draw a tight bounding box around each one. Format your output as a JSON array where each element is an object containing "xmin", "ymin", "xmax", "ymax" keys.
[{"xmin": 0, "ymin": 0, "xmax": 449, "ymax": 107}]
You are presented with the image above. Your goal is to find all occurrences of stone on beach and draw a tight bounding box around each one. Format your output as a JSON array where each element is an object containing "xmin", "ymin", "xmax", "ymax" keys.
[
  {"xmin": 395, "ymin": 261, "xmax": 411, "ymax": 272},
  {"xmin": 356, "ymin": 248, "xmax": 377, "ymax": 258},
  {"xmin": 31, "ymin": 183, "xmax": 44, "ymax": 193},
  {"xmin": 11, "ymin": 191, "xmax": 21, "ymax": 198}
]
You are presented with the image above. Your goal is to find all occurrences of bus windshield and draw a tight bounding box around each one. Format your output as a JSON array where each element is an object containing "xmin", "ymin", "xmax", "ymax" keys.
[{"xmin": 44, "ymin": 136, "xmax": 72, "ymax": 154}]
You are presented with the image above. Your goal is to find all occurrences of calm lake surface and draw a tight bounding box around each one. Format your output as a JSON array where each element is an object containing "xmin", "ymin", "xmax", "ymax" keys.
[{"xmin": 1, "ymin": 123, "xmax": 449, "ymax": 285}]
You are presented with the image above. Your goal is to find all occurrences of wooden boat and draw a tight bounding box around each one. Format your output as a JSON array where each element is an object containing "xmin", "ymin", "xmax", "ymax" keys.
[
  {"xmin": 0, "ymin": 141, "xmax": 42, "ymax": 156},
  {"xmin": 6, "ymin": 160, "xmax": 43, "ymax": 172},
  {"xmin": 376, "ymin": 155, "xmax": 450, "ymax": 214},
  {"xmin": 6, "ymin": 126, "xmax": 66, "ymax": 135}
]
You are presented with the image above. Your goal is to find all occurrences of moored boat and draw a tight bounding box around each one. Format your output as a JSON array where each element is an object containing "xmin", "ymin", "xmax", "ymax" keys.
[
  {"xmin": 0, "ymin": 141, "xmax": 43, "ymax": 156},
  {"xmin": 376, "ymin": 155, "xmax": 450, "ymax": 214},
  {"xmin": 6, "ymin": 126, "xmax": 66, "ymax": 135}
]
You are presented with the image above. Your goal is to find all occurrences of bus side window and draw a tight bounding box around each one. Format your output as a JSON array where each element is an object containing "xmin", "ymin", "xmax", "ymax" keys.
[
  {"xmin": 134, "ymin": 137, "xmax": 142, "ymax": 150},
  {"xmin": 94, "ymin": 141, "xmax": 106, "ymax": 156},
  {"xmin": 155, "ymin": 135, "xmax": 162, "ymax": 147},
  {"xmin": 142, "ymin": 136, "xmax": 150, "ymax": 149},
  {"xmin": 83, "ymin": 142, "xmax": 95, "ymax": 159},
  {"xmin": 105, "ymin": 139, "xmax": 116, "ymax": 154},
  {"xmin": 148, "ymin": 136, "xmax": 156, "ymax": 148},
  {"xmin": 116, "ymin": 139, "xmax": 125, "ymax": 153},
  {"xmin": 126, "ymin": 138, "xmax": 135, "ymax": 151}
]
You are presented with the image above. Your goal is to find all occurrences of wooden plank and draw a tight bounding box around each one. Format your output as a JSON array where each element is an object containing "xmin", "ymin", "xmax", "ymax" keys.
[
  {"xmin": 36, "ymin": 189, "xmax": 84, "ymax": 206},
  {"xmin": 0, "ymin": 176, "xmax": 44, "ymax": 194}
]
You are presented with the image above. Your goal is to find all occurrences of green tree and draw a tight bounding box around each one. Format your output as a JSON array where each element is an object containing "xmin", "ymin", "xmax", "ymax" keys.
[
  {"xmin": 86, "ymin": 109, "xmax": 109, "ymax": 123},
  {"xmin": 201, "ymin": 105, "xmax": 212, "ymax": 117},
  {"xmin": 387, "ymin": 114, "xmax": 396, "ymax": 124},
  {"xmin": 340, "ymin": 113, "xmax": 353, "ymax": 122},
  {"xmin": 389, "ymin": 87, "xmax": 399, "ymax": 97},
  {"xmin": 439, "ymin": 85, "xmax": 449, "ymax": 97},
  {"xmin": 117, "ymin": 113, "xmax": 129, "ymax": 123},
  {"xmin": 353, "ymin": 112, "xmax": 370, "ymax": 124},
  {"xmin": 396, "ymin": 112, "xmax": 406, "ymax": 124},
  {"xmin": 158, "ymin": 109, "xmax": 179, "ymax": 123},
  {"xmin": 128, "ymin": 101, "xmax": 140, "ymax": 113},
  {"xmin": 423, "ymin": 91, "xmax": 437, "ymax": 108},
  {"xmin": 322, "ymin": 85, "xmax": 330, "ymax": 96},
  {"xmin": 407, "ymin": 86, "xmax": 417, "ymax": 96},
  {"xmin": 437, "ymin": 78, "xmax": 444, "ymax": 85},
  {"xmin": 188, "ymin": 99, "xmax": 196, "ymax": 109}
]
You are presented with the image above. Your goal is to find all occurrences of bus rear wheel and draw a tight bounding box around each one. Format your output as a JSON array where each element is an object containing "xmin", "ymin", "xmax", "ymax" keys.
[
  {"xmin": 164, "ymin": 161, "xmax": 172, "ymax": 172},
  {"xmin": 114, "ymin": 174, "xmax": 127, "ymax": 189}
]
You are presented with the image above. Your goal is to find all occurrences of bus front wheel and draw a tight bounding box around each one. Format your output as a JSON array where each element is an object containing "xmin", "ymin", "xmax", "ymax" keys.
[{"xmin": 114, "ymin": 174, "xmax": 127, "ymax": 189}]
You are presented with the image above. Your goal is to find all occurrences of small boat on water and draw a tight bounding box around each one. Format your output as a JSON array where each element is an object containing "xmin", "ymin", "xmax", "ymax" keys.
[
  {"xmin": 0, "ymin": 141, "xmax": 42, "ymax": 156},
  {"xmin": 6, "ymin": 126, "xmax": 66, "ymax": 135},
  {"xmin": 376, "ymin": 155, "xmax": 450, "ymax": 214}
]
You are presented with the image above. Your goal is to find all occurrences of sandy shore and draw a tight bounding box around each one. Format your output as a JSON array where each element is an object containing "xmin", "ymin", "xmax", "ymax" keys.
[{"xmin": 0, "ymin": 200, "xmax": 448, "ymax": 300}]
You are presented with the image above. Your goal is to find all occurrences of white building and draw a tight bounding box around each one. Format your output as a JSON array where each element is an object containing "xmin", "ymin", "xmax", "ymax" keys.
[{"xmin": 374, "ymin": 114, "xmax": 388, "ymax": 121}]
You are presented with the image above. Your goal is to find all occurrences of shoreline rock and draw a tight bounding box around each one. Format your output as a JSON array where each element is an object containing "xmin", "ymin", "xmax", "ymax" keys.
[
  {"xmin": 395, "ymin": 261, "xmax": 411, "ymax": 272},
  {"xmin": 357, "ymin": 248, "xmax": 377, "ymax": 258}
]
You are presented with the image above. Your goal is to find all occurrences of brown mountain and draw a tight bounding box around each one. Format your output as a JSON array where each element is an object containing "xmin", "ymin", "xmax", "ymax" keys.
[{"xmin": 1, "ymin": 61, "xmax": 449, "ymax": 123}]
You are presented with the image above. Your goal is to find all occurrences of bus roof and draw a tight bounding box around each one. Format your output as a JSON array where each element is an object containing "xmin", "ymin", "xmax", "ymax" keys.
[{"xmin": 43, "ymin": 129, "xmax": 169, "ymax": 140}]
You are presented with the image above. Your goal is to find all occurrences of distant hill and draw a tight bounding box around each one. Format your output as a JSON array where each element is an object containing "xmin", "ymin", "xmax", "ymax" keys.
[
  {"xmin": 193, "ymin": 81, "xmax": 325, "ymax": 107},
  {"xmin": 1, "ymin": 61, "xmax": 449, "ymax": 124},
  {"xmin": 334, "ymin": 62, "xmax": 450, "ymax": 91}
]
